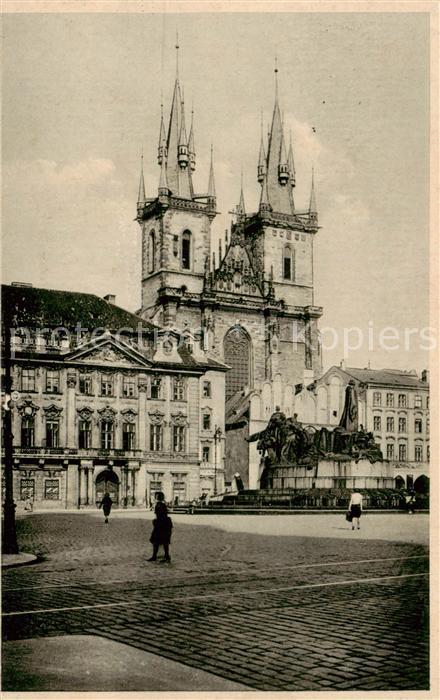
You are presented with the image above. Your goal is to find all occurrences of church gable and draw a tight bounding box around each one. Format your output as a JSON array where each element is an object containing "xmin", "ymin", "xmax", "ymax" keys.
[
  {"xmin": 212, "ymin": 237, "xmax": 264, "ymax": 297},
  {"xmin": 67, "ymin": 336, "xmax": 150, "ymax": 369}
]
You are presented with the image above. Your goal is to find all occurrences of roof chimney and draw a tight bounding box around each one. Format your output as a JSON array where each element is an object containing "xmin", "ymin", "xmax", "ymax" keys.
[
  {"xmin": 339, "ymin": 359, "xmax": 346, "ymax": 370},
  {"xmin": 421, "ymin": 369, "xmax": 429, "ymax": 383},
  {"xmin": 104, "ymin": 294, "xmax": 116, "ymax": 305}
]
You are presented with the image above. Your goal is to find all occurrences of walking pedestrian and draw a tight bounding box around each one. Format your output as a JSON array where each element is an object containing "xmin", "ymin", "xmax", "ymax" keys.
[
  {"xmin": 348, "ymin": 490, "xmax": 363, "ymax": 530},
  {"xmin": 99, "ymin": 492, "xmax": 113, "ymax": 524},
  {"xmin": 148, "ymin": 492, "xmax": 172, "ymax": 563}
]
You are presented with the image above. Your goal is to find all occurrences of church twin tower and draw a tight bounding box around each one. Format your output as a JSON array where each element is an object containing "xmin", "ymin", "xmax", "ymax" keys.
[{"xmin": 136, "ymin": 51, "xmax": 322, "ymax": 402}]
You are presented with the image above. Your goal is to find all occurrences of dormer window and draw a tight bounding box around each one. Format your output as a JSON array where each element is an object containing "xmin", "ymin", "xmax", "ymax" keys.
[{"xmin": 182, "ymin": 230, "xmax": 191, "ymax": 270}]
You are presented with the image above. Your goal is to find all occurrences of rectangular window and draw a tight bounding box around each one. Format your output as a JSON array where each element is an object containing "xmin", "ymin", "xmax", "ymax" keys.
[
  {"xmin": 150, "ymin": 377, "xmax": 162, "ymax": 400},
  {"xmin": 414, "ymin": 395, "xmax": 422, "ymax": 408},
  {"xmin": 427, "ymin": 445, "xmax": 430, "ymax": 460},
  {"xmin": 46, "ymin": 370, "xmax": 60, "ymax": 393},
  {"xmin": 386, "ymin": 444, "xmax": 394, "ymax": 459},
  {"xmin": 21, "ymin": 368, "xmax": 36, "ymax": 392},
  {"xmin": 203, "ymin": 413, "xmax": 211, "ymax": 430},
  {"xmin": 398, "ymin": 394, "xmax": 407, "ymax": 408},
  {"xmin": 79, "ymin": 374, "xmax": 93, "ymax": 395},
  {"xmin": 44, "ymin": 479, "xmax": 60, "ymax": 500},
  {"xmin": 123, "ymin": 376, "xmax": 136, "ymax": 398},
  {"xmin": 398, "ymin": 417, "xmax": 406, "ymax": 433},
  {"xmin": 386, "ymin": 393, "xmax": 394, "ymax": 407},
  {"xmin": 101, "ymin": 374, "xmax": 113, "ymax": 397},
  {"xmin": 150, "ymin": 480, "xmax": 163, "ymax": 498},
  {"xmin": 78, "ymin": 420, "xmax": 91, "ymax": 449},
  {"xmin": 20, "ymin": 478, "xmax": 35, "ymax": 500},
  {"xmin": 373, "ymin": 416, "xmax": 381, "ymax": 431},
  {"xmin": 101, "ymin": 421, "xmax": 113, "ymax": 449},
  {"xmin": 398, "ymin": 444, "xmax": 407, "ymax": 461},
  {"xmin": 182, "ymin": 235, "xmax": 191, "ymax": 270},
  {"xmin": 21, "ymin": 417, "xmax": 35, "ymax": 447},
  {"xmin": 426, "ymin": 396, "xmax": 429, "ymax": 409},
  {"xmin": 373, "ymin": 392, "xmax": 381, "ymax": 407},
  {"xmin": 203, "ymin": 381, "xmax": 211, "ymax": 398},
  {"xmin": 46, "ymin": 421, "xmax": 59, "ymax": 448},
  {"xmin": 172, "ymin": 425, "xmax": 186, "ymax": 453},
  {"xmin": 150, "ymin": 424, "xmax": 163, "ymax": 451},
  {"xmin": 173, "ymin": 377, "xmax": 185, "ymax": 401},
  {"xmin": 122, "ymin": 423, "xmax": 136, "ymax": 451},
  {"xmin": 283, "ymin": 255, "xmax": 291, "ymax": 280},
  {"xmin": 386, "ymin": 417, "xmax": 394, "ymax": 432},
  {"xmin": 415, "ymin": 419, "xmax": 422, "ymax": 434},
  {"xmin": 202, "ymin": 445, "xmax": 210, "ymax": 463},
  {"xmin": 172, "ymin": 479, "xmax": 186, "ymax": 503},
  {"xmin": 415, "ymin": 445, "xmax": 423, "ymax": 462}
]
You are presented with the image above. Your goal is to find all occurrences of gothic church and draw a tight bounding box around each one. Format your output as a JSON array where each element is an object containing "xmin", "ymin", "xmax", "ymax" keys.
[{"xmin": 136, "ymin": 54, "xmax": 323, "ymax": 489}]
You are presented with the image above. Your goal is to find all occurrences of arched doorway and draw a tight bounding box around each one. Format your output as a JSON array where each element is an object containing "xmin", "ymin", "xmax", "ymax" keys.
[
  {"xmin": 224, "ymin": 325, "xmax": 252, "ymax": 400},
  {"xmin": 414, "ymin": 475, "xmax": 429, "ymax": 494},
  {"xmin": 95, "ymin": 468, "xmax": 120, "ymax": 506},
  {"xmin": 395, "ymin": 475, "xmax": 405, "ymax": 490}
]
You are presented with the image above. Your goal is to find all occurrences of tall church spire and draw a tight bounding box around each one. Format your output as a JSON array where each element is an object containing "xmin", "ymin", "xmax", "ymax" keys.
[
  {"xmin": 207, "ymin": 144, "xmax": 216, "ymax": 202},
  {"xmin": 257, "ymin": 112, "xmax": 266, "ymax": 184},
  {"xmin": 158, "ymin": 138, "xmax": 169, "ymax": 196},
  {"xmin": 264, "ymin": 62, "xmax": 295, "ymax": 215},
  {"xmin": 237, "ymin": 171, "xmax": 246, "ymax": 218},
  {"xmin": 157, "ymin": 100, "xmax": 166, "ymax": 165},
  {"xmin": 137, "ymin": 152, "xmax": 146, "ymax": 206},
  {"xmin": 164, "ymin": 38, "xmax": 193, "ymax": 198},
  {"xmin": 188, "ymin": 106, "xmax": 196, "ymax": 171},
  {"xmin": 309, "ymin": 167, "xmax": 317, "ymax": 221},
  {"xmin": 288, "ymin": 131, "xmax": 296, "ymax": 187}
]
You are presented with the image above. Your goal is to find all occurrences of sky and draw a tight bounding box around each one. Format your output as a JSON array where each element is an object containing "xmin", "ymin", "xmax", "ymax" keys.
[{"xmin": 2, "ymin": 10, "xmax": 431, "ymax": 373}]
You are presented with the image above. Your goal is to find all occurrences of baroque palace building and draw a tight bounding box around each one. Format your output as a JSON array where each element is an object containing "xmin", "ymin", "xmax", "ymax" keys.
[
  {"xmin": 294, "ymin": 364, "xmax": 430, "ymax": 493},
  {"xmin": 136, "ymin": 54, "xmax": 322, "ymax": 489},
  {"xmin": 2, "ymin": 284, "xmax": 227, "ymax": 509}
]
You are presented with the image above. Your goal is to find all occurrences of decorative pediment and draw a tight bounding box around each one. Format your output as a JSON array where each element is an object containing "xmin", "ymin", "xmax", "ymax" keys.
[
  {"xmin": 212, "ymin": 241, "xmax": 264, "ymax": 297},
  {"xmin": 77, "ymin": 407, "xmax": 94, "ymax": 421},
  {"xmin": 170, "ymin": 411, "xmax": 189, "ymax": 426},
  {"xmin": 67, "ymin": 335, "xmax": 151, "ymax": 369},
  {"xmin": 121, "ymin": 409, "xmax": 137, "ymax": 423},
  {"xmin": 17, "ymin": 398, "xmax": 40, "ymax": 417},
  {"xmin": 148, "ymin": 409, "xmax": 165, "ymax": 425},
  {"xmin": 98, "ymin": 405, "xmax": 117, "ymax": 423},
  {"xmin": 43, "ymin": 404, "xmax": 63, "ymax": 420}
]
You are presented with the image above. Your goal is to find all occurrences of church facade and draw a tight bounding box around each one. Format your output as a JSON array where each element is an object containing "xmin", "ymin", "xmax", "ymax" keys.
[{"xmin": 136, "ymin": 58, "xmax": 323, "ymax": 488}]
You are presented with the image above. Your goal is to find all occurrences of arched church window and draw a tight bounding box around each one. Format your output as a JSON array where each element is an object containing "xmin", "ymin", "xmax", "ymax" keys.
[
  {"xmin": 149, "ymin": 230, "xmax": 156, "ymax": 273},
  {"xmin": 182, "ymin": 230, "xmax": 191, "ymax": 270},
  {"xmin": 224, "ymin": 326, "xmax": 251, "ymax": 400},
  {"xmin": 283, "ymin": 244, "xmax": 292, "ymax": 280}
]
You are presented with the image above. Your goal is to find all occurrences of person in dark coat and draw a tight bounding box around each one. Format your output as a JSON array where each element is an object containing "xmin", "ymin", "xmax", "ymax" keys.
[
  {"xmin": 99, "ymin": 492, "xmax": 113, "ymax": 524},
  {"xmin": 148, "ymin": 492, "xmax": 172, "ymax": 562}
]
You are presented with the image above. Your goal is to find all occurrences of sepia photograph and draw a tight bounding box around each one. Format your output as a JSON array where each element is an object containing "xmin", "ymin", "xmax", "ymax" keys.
[{"xmin": 1, "ymin": 2, "xmax": 437, "ymax": 696}]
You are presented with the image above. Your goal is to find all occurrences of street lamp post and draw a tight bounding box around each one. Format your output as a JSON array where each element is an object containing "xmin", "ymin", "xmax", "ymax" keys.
[
  {"xmin": 2, "ymin": 320, "xmax": 19, "ymax": 554},
  {"xmin": 213, "ymin": 426, "xmax": 222, "ymax": 496}
]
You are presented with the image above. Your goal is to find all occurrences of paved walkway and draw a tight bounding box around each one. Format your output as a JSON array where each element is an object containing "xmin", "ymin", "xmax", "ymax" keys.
[{"xmin": 2, "ymin": 511, "xmax": 430, "ymax": 692}]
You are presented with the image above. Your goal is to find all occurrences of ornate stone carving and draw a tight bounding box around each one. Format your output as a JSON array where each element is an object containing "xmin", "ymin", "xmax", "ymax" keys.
[
  {"xmin": 121, "ymin": 409, "xmax": 137, "ymax": 423},
  {"xmin": 83, "ymin": 344, "xmax": 136, "ymax": 366},
  {"xmin": 148, "ymin": 409, "xmax": 165, "ymax": 425},
  {"xmin": 43, "ymin": 404, "xmax": 63, "ymax": 421},
  {"xmin": 97, "ymin": 405, "xmax": 117, "ymax": 423},
  {"xmin": 170, "ymin": 411, "xmax": 189, "ymax": 426},
  {"xmin": 17, "ymin": 398, "xmax": 40, "ymax": 417},
  {"xmin": 77, "ymin": 407, "xmax": 94, "ymax": 421},
  {"xmin": 67, "ymin": 371, "xmax": 77, "ymax": 388}
]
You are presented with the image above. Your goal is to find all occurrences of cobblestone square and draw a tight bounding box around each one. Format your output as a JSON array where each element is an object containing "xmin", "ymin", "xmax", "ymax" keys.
[{"xmin": 2, "ymin": 511, "xmax": 430, "ymax": 692}]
